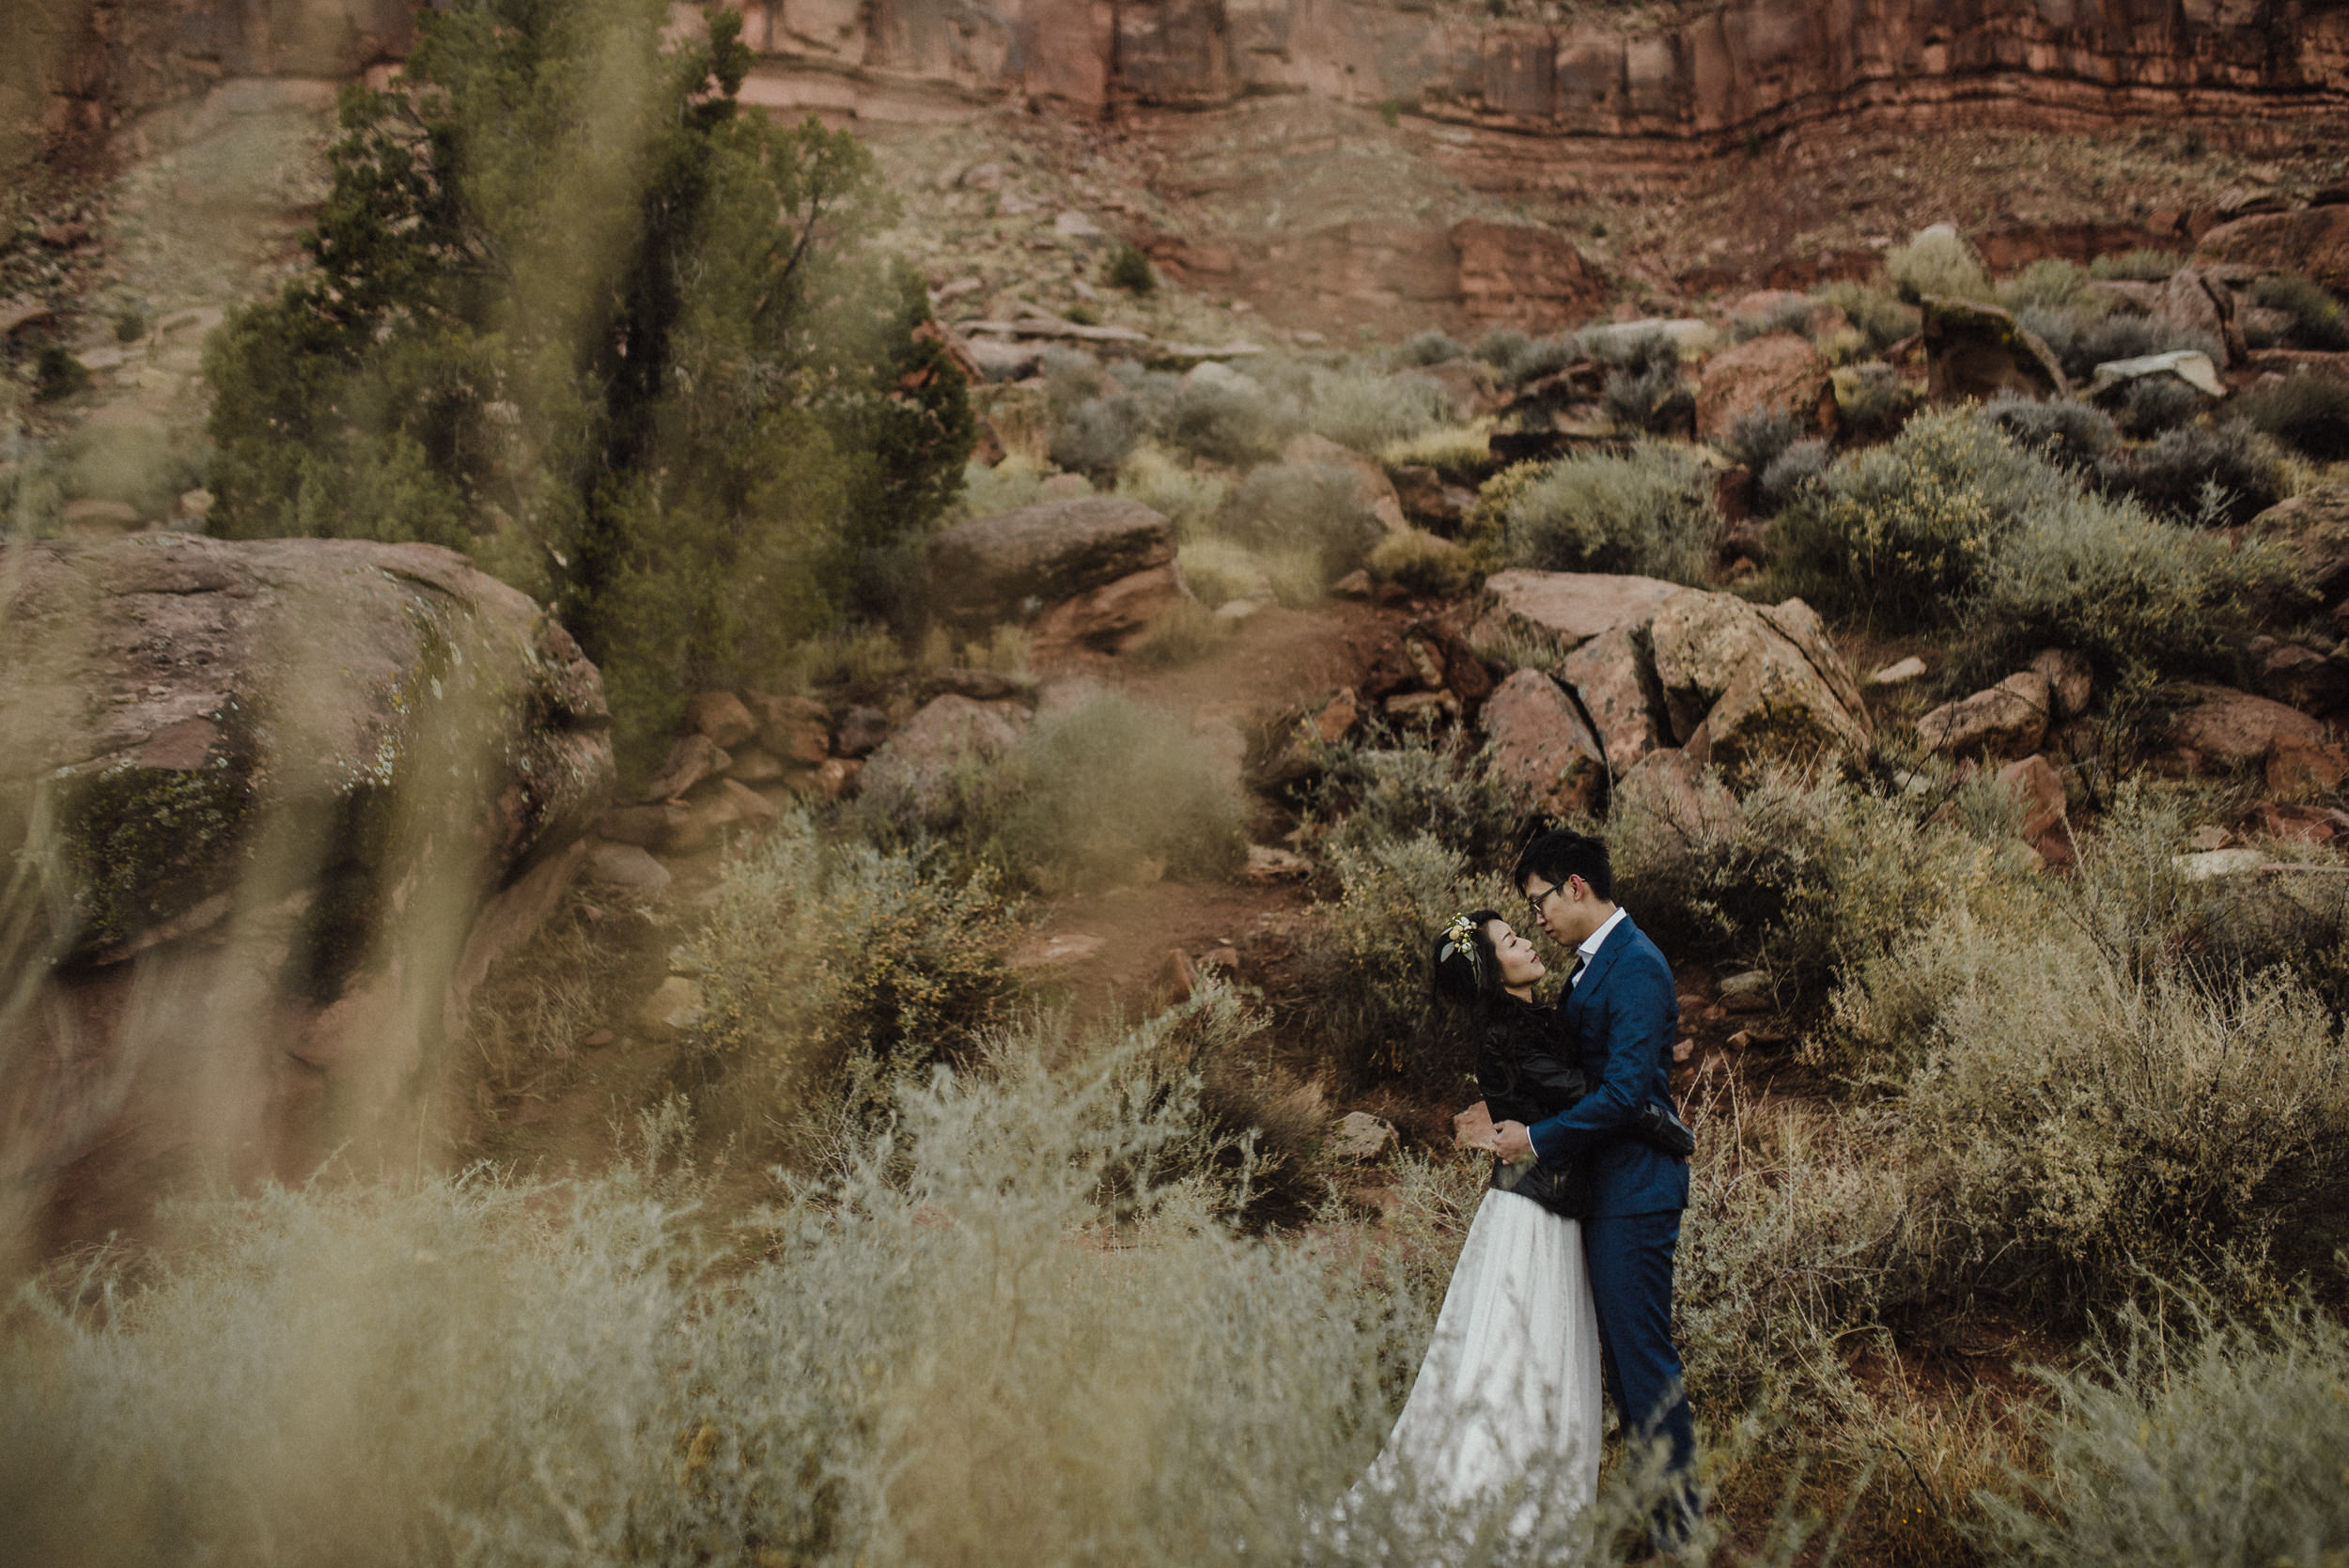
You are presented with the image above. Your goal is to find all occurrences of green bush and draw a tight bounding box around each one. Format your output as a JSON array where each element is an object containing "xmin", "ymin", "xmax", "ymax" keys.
[
  {"xmin": 2088, "ymin": 248, "xmax": 2186, "ymax": 281},
  {"xmin": 1498, "ymin": 441, "xmax": 1720, "ymax": 584},
  {"xmin": 33, "ymin": 346, "xmax": 87, "ymax": 402},
  {"xmin": 201, "ymin": 2, "xmax": 972, "ymax": 769},
  {"xmin": 957, "ymin": 454, "xmax": 1050, "ymax": 518},
  {"xmin": 2231, "ymin": 373, "xmax": 2349, "ymax": 462},
  {"xmin": 2109, "ymin": 376, "xmax": 2206, "ymax": 439},
  {"xmin": 2092, "ymin": 422, "xmax": 2286, "ymax": 525},
  {"xmin": 854, "ymin": 691, "xmax": 1247, "ymax": 893},
  {"xmin": 1114, "ymin": 444, "xmax": 1228, "ymax": 535},
  {"xmin": 1470, "ymin": 326, "xmax": 1532, "ymax": 370},
  {"xmin": 1218, "ymin": 462, "xmax": 1386, "ymax": 580},
  {"xmin": 1980, "ymin": 1296, "xmax": 2349, "ymax": 1567},
  {"xmin": 1769, "ymin": 408, "xmax": 2281, "ymax": 678},
  {"xmin": 1755, "ymin": 438, "xmax": 1828, "ymax": 514},
  {"xmin": 1980, "ymin": 394, "xmax": 2117, "ymax": 470},
  {"xmin": 1049, "ymin": 394, "xmax": 1148, "ymax": 477},
  {"xmin": 1831, "ymin": 360, "xmax": 1922, "ymax": 441},
  {"xmin": 1300, "ymin": 724, "xmax": 1523, "ymax": 869},
  {"xmin": 113, "ymin": 307, "xmax": 148, "ymax": 345},
  {"xmin": 1886, "ymin": 227, "xmax": 1993, "ymax": 304},
  {"xmin": 2248, "ymin": 271, "xmax": 2349, "ymax": 350},
  {"xmin": 1727, "ymin": 298, "xmax": 1814, "ymax": 343},
  {"xmin": 1968, "ymin": 483, "xmax": 2283, "ymax": 677},
  {"xmin": 689, "ymin": 808, "xmax": 1022, "ymax": 1126},
  {"xmin": 1377, "ymin": 423, "xmax": 1493, "ymax": 485},
  {"xmin": 1105, "ymin": 241, "xmax": 1156, "ymax": 293},
  {"xmin": 2059, "ymin": 313, "xmax": 2220, "ymax": 383},
  {"xmin": 1768, "ymin": 408, "xmax": 2069, "ymax": 625},
  {"xmin": 1596, "ymin": 330, "xmax": 1690, "ymax": 434},
  {"xmin": 1858, "ymin": 913, "xmax": 2349, "ymax": 1318}
]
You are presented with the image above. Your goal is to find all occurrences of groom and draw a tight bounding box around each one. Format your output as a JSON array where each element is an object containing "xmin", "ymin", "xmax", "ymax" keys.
[{"xmin": 1490, "ymin": 828, "xmax": 1698, "ymax": 1544}]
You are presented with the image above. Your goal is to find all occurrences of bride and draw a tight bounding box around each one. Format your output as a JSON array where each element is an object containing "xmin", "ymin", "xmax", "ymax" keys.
[{"xmin": 1330, "ymin": 909, "xmax": 1606, "ymax": 1554}]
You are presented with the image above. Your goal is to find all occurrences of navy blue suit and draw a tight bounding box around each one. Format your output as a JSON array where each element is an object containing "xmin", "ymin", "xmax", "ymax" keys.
[{"xmin": 1525, "ymin": 913, "xmax": 1698, "ymax": 1535}]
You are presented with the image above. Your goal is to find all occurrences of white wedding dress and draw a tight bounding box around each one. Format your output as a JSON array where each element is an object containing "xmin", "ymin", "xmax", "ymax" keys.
[{"xmin": 1331, "ymin": 1186, "xmax": 1605, "ymax": 1559}]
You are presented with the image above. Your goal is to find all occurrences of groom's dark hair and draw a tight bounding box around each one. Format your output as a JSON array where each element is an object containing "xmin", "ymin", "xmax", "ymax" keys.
[{"xmin": 1515, "ymin": 829, "xmax": 1613, "ymax": 902}]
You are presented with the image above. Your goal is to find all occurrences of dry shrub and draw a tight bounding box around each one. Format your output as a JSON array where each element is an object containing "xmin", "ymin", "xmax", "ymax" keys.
[
  {"xmin": 2231, "ymin": 373, "xmax": 2349, "ymax": 462},
  {"xmin": 1379, "ymin": 422, "xmax": 1495, "ymax": 483},
  {"xmin": 0, "ymin": 1020, "xmax": 1765, "ymax": 1567},
  {"xmin": 1114, "ymin": 442, "xmax": 1228, "ymax": 535},
  {"xmin": 1978, "ymin": 1294, "xmax": 2349, "ymax": 1568},
  {"xmin": 1367, "ymin": 528, "xmax": 1472, "ymax": 598},
  {"xmin": 1218, "ymin": 462, "xmax": 1387, "ymax": 581},
  {"xmin": 1305, "ymin": 366, "xmax": 1449, "ymax": 452},
  {"xmin": 1497, "ymin": 441, "xmax": 1720, "ymax": 584},
  {"xmin": 854, "ymin": 691, "xmax": 1247, "ymax": 893},
  {"xmin": 1128, "ymin": 596, "xmax": 1232, "ymax": 667},
  {"xmin": 2087, "ymin": 248, "xmax": 2184, "ymax": 281},
  {"xmin": 1308, "ymin": 832, "xmax": 1514, "ymax": 1095},
  {"xmin": 1606, "ymin": 766, "xmax": 2032, "ymax": 1021},
  {"xmin": 1886, "ymin": 228, "xmax": 1993, "ymax": 304},
  {"xmin": 1177, "ymin": 535, "xmax": 1278, "ymax": 608},
  {"xmin": 688, "ymin": 809, "xmax": 1023, "ymax": 1135},
  {"xmin": 1839, "ymin": 899, "xmax": 2349, "ymax": 1319},
  {"xmin": 1301, "ymin": 724, "xmax": 1525, "ymax": 869}
]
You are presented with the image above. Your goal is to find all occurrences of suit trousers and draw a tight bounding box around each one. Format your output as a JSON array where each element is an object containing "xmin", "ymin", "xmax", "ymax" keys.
[{"xmin": 1583, "ymin": 1209, "xmax": 1699, "ymax": 1537}]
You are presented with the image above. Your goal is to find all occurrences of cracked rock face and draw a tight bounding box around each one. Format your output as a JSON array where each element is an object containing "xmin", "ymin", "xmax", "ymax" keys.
[
  {"xmin": 0, "ymin": 534, "xmax": 614, "ymax": 1263},
  {"xmin": 1647, "ymin": 588, "xmax": 1874, "ymax": 788}
]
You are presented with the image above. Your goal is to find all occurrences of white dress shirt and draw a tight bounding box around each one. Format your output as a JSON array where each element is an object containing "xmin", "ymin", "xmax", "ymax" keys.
[{"xmin": 1568, "ymin": 908, "xmax": 1627, "ymax": 987}]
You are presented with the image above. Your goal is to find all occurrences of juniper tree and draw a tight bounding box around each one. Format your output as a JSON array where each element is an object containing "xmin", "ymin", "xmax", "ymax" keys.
[{"xmin": 205, "ymin": 0, "xmax": 971, "ymax": 763}]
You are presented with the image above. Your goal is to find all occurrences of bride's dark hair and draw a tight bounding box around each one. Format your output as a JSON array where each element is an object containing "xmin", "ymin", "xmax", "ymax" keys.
[{"xmin": 1431, "ymin": 908, "xmax": 1509, "ymax": 1021}]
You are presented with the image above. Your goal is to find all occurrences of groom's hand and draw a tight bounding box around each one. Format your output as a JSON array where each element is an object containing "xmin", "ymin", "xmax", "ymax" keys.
[{"xmin": 1491, "ymin": 1120, "xmax": 1533, "ymax": 1162}]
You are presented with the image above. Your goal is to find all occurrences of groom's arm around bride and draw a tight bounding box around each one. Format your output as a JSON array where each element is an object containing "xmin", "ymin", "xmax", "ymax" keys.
[{"xmin": 1496, "ymin": 829, "xmax": 1700, "ymax": 1545}]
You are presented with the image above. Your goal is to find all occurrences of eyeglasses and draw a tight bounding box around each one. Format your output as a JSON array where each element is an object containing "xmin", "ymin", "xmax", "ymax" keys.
[{"xmin": 1524, "ymin": 877, "xmax": 1582, "ymax": 920}]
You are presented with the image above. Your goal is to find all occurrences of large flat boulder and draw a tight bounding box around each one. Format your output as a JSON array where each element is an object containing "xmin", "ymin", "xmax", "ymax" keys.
[
  {"xmin": 1647, "ymin": 589, "xmax": 1874, "ymax": 787},
  {"xmin": 1472, "ymin": 568, "xmax": 1684, "ymax": 656},
  {"xmin": 0, "ymin": 535, "xmax": 614, "ymax": 1262},
  {"xmin": 927, "ymin": 496, "xmax": 1176, "ymax": 630}
]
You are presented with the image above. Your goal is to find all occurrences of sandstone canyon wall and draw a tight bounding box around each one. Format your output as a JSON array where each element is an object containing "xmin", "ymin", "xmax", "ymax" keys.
[{"xmin": 16, "ymin": 0, "xmax": 2348, "ymax": 171}]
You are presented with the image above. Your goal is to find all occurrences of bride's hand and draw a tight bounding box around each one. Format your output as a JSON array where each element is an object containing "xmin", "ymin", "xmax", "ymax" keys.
[{"xmin": 1490, "ymin": 1120, "xmax": 1534, "ymax": 1163}]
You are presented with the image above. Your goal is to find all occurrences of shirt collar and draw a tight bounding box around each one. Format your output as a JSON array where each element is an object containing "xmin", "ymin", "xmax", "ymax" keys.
[{"xmin": 1577, "ymin": 907, "xmax": 1628, "ymax": 964}]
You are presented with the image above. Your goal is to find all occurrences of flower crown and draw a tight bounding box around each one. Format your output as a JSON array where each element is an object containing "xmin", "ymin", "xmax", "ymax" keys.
[{"xmin": 1442, "ymin": 913, "xmax": 1479, "ymax": 955}]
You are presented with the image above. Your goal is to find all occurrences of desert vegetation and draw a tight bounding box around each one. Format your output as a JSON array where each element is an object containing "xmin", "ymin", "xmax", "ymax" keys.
[{"xmin": 8, "ymin": 0, "xmax": 2349, "ymax": 1561}]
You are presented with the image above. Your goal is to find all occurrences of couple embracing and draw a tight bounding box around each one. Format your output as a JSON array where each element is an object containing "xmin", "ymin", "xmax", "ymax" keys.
[{"xmin": 1338, "ymin": 829, "xmax": 1699, "ymax": 1559}]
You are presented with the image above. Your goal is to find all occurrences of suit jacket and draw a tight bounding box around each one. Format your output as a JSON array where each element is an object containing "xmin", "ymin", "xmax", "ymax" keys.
[{"xmin": 1525, "ymin": 913, "xmax": 1688, "ymax": 1217}]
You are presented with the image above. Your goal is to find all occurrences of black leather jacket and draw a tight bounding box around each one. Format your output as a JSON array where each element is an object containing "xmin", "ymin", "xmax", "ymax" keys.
[{"xmin": 1477, "ymin": 995, "xmax": 1595, "ymax": 1219}]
